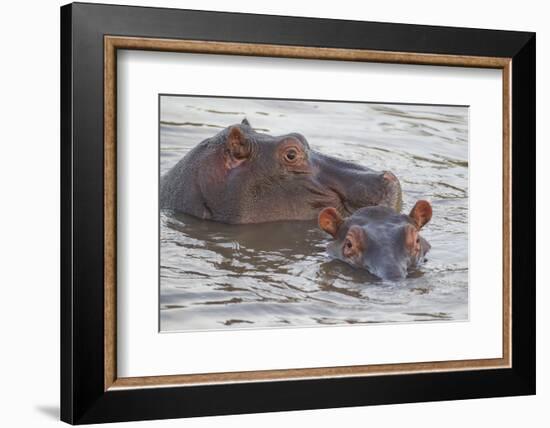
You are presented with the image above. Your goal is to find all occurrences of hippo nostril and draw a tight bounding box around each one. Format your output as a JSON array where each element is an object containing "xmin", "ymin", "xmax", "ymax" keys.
[{"xmin": 383, "ymin": 171, "xmax": 398, "ymax": 183}]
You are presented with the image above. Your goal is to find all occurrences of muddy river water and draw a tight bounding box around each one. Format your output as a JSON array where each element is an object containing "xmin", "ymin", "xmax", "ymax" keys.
[{"xmin": 159, "ymin": 96, "xmax": 469, "ymax": 332}]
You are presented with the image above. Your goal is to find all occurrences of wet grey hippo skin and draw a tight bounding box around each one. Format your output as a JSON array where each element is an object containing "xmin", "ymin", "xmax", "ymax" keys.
[
  {"xmin": 318, "ymin": 200, "xmax": 432, "ymax": 280},
  {"xmin": 160, "ymin": 119, "xmax": 402, "ymax": 224}
]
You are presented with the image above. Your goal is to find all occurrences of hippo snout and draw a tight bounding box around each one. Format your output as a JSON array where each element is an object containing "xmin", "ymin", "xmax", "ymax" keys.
[
  {"xmin": 341, "ymin": 170, "xmax": 402, "ymax": 214},
  {"xmin": 374, "ymin": 265, "xmax": 408, "ymax": 281},
  {"xmin": 381, "ymin": 171, "xmax": 402, "ymax": 211}
]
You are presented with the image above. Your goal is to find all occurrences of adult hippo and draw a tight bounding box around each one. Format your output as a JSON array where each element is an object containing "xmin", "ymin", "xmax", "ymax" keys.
[
  {"xmin": 318, "ymin": 200, "xmax": 432, "ymax": 280},
  {"xmin": 160, "ymin": 119, "xmax": 402, "ymax": 224}
]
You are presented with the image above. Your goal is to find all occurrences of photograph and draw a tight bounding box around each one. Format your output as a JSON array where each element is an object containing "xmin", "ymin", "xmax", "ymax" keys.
[{"xmin": 159, "ymin": 95, "xmax": 469, "ymax": 332}]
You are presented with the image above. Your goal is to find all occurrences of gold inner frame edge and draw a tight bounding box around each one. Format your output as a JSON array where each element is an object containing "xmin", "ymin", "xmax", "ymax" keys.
[{"xmin": 104, "ymin": 36, "xmax": 512, "ymax": 391}]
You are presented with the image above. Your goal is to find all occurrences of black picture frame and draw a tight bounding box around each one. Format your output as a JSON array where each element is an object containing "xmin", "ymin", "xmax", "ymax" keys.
[{"xmin": 61, "ymin": 2, "xmax": 535, "ymax": 424}]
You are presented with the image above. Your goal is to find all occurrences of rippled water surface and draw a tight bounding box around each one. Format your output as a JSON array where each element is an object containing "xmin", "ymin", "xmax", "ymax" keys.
[{"xmin": 160, "ymin": 96, "xmax": 469, "ymax": 332}]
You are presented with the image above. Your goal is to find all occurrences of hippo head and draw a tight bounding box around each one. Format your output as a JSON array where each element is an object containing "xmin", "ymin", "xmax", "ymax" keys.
[
  {"xmin": 160, "ymin": 119, "xmax": 402, "ymax": 224},
  {"xmin": 318, "ymin": 200, "xmax": 433, "ymax": 280}
]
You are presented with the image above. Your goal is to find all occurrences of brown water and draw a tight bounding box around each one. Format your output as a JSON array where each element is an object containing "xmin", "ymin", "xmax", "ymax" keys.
[{"xmin": 160, "ymin": 96, "xmax": 469, "ymax": 332}]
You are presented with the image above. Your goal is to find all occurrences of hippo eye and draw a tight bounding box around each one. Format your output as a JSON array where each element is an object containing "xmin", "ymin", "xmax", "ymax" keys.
[{"xmin": 284, "ymin": 148, "xmax": 298, "ymax": 163}]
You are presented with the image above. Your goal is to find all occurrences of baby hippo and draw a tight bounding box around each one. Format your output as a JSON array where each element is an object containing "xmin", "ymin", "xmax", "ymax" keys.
[{"xmin": 318, "ymin": 200, "xmax": 433, "ymax": 280}]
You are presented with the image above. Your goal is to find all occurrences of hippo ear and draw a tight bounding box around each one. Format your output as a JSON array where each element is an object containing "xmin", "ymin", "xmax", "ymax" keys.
[
  {"xmin": 241, "ymin": 118, "xmax": 251, "ymax": 127},
  {"xmin": 226, "ymin": 126, "xmax": 251, "ymax": 162},
  {"xmin": 318, "ymin": 207, "xmax": 343, "ymax": 237},
  {"xmin": 409, "ymin": 200, "xmax": 432, "ymax": 229}
]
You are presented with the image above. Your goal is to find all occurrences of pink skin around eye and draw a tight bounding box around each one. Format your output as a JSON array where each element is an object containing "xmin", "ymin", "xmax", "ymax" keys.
[
  {"xmin": 278, "ymin": 141, "xmax": 309, "ymax": 172},
  {"xmin": 342, "ymin": 226, "xmax": 365, "ymax": 263}
]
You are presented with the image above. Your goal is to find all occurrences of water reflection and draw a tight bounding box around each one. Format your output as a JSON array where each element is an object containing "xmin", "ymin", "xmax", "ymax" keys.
[{"xmin": 160, "ymin": 97, "xmax": 469, "ymax": 331}]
